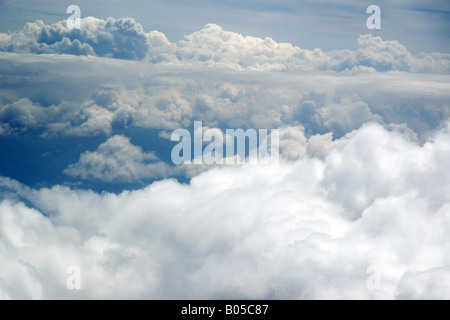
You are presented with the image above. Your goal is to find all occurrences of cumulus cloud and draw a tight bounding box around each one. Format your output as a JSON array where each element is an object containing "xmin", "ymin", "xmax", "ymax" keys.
[
  {"xmin": 327, "ymin": 34, "xmax": 450, "ymax": 73},
  {"xmin": 172, "ymin": 23, "xmax": 329, "ymax": 71},
  {"xmin": 0, "ymin": 17, "xmax": 148, "ymax": 60},
  {"xmin": 64, "ymin": 135, "xmax": 172, "ymax": 182},
  {"xmin": 291, "ymin": 92, "xmax": 383, "ymax": 138},
  {"xmin": 169, "ymin": 27, "xmax": 450, "ymax": 73},
  {"xmin": 0, "ymin": 122, "xmax": 449, "ymax": 299},
  {"xmin": 1, "ymin": 12, "xmax": 450, "ymax": 301},
  {"xmin": 2, "ymin": 19, "xmax": 449, "ymax": 73},
  {"xmin": 1, "ymin": 20, "xmax": 449, "ymax": 143},
  {"xmin": 278, "ymin": 125, "xmax": 357, "ymax": 160},
  {"xmin": 0, "ymin": 98, "xmax": 114, "ymax": 137}
]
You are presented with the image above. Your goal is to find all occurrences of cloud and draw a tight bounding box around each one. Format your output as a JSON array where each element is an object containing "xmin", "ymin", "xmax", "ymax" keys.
[
  {"xmin": 171, "ymin": 27, "xmax": 450, "ymax": 73},
  {"xmin": 291, "ymin": 92, "xmax": 383, "ymax": 138},
  {"xmin": 61, "ymin": 122, "xmax": 354, "ymax": 183},
  {"xmin": 0, "ymin": 98, "xmax": 114, "ymax": 137},
  {"xmin": 0, "ymin": 53, "xmax": 448, "ymax": 196},
  {"xmin": 278, "ymin": 125, "xmax": 356, "ymax": 160},
  {"xmin": 171, "ymin": 23, "xmax": 329, "ymax": 71},
  {"xmin": 1, "ymin": 21, "xmax": 449, "ymax": 143},
  {"xmin": 327, "ymin": 34, "xmax": 450, "ymax": 73},
  {"xmin": 1, "ymin": 122, "xmax": 449, "ymax": 299},
  {"xmin": 1, "ymin": 11, "xmax": 450, "ymax": 301},
  {"xmin": 64, "ymin": 135, "xmax": 171, "ymax": 182},
  {"xmin": 1, "ymin": 50, "xmax": 449, "ymax": 146},
  {"xmin": 0, "ymin": 17, "xmax": 148, "ymax": 60},
  {"xmin": 396, "ymin": 268, "xmax": 450, "ymax": 300},
  {"xmin": 2, "ymin": 19, "xmax": 449, "ymax": 73}
]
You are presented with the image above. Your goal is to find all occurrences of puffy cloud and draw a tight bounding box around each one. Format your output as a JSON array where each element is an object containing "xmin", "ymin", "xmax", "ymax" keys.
[
  {"xmin": 328, "ymin": 34, "xmax": 450, "ymax": 73},
  {"xmin": 60, "ymin": 122, "xmax": 357, "ymax": 182},
  {"xmin": 292, "ymin": 92, "xmax": 383, "ymax": 138},
  {"xmin": 278, "ymin": 125, "xmax": 356, "ymax": 160},
  {"xmin": 0, "ymin": 17, "xmax": 148, "ymax": 60},
  {"xmin": 171, "ymin": 27, "xmax": 449, "ymax": 73},
  {"xmin": 0, "ymin": 122, "xmax": 449, "ymax": 299},
  {"xmin": 323, "ymin": 122, "xmax": 450, "ymax": 220},
  {"xmin": 147, "ymin": 26, "xmax": 450, "ymax": 73},
  {"xmin": 172, "ymin": 23, "xmax": 329, "ymax": 71},
  {"xmin": 2, "ymin": 19, "xmax": 449, "ymax": 73},
  {"xmin": 396, "ymin": 268, "xmax": 450, "ymax": 300},
  {"xmin": 0, "ymin": 98, "xmax": 114, "ymax": 137},
  {"xmin": 64, "ymin": 135, "xmax": 171, "ymax": 182}
]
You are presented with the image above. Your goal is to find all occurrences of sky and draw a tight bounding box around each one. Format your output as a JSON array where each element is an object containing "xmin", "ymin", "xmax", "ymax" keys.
[
  {"xmin": 1, "ymin": 0, "xmax": 450, "ymax": 52},
  {"xmin": 0, "ymin": 1, "xmax": 450, "ymax": 299}
]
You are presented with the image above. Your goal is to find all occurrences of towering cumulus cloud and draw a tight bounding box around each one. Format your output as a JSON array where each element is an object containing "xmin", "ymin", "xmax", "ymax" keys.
[
  {"xmin": 0, "ymin": 17, "xmax": 148, "ymax": 59},
  {"xmin": 0, "ymin": 14, "xmax": 449, "ymax": 300}
]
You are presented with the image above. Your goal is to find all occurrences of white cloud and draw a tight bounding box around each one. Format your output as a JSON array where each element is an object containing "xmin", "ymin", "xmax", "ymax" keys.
[
  {"xmin": 0, "ymin": 9, "xmax": 449, "ymax": 301},
  {"xmin": 396, "ymin": 267, "xmax": 450, "ymax": 300},
  {"xmin": 0, "ymin": 98, "xmax": 114, "ymax": 137},
  {"xmin": 171, "ymin": 23, "xmax": 329, "ymax": 71},
  {"xmin": 1, "ymin": 51, "xmax": 449, "ymax": 144},
  {"xmin": 278, "ymin": 125, "xmax": 356, "ymax": 160},
  {"xmin": 0, "ymin": 122, "xmax": 449, "ymax": 299},
  {"xmin": 2, "ymin": 19, "xmax": 449, "ymax": 73},
  {"xmin": 64, "ymin": 135, "xmax": 171, "ymax": 182},
  {"xmin": 292, "ymin": 92, "xmax": 383, "ymax": 138},
  {"xmin": 0, "ymin": 17, "xmax": 148, "ymax": 60},
  {"xmin": 327, "ymin": 34, "xmax": 450, "ymax": 73}
]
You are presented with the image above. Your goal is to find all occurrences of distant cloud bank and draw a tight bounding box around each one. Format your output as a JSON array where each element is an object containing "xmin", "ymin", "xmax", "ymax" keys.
[{"xmin": 1, "ymin": 18, "xmax": 449, "ymax": 73}]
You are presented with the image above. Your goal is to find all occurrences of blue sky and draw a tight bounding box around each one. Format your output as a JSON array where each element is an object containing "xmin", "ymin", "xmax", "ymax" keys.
[
  {"xmin": 1, "ymin": 0, "xmax": 449, "ymax": 52},
  {"xmin": 0, "ymin": 0, "xmax": 450, "ymax": 300}
]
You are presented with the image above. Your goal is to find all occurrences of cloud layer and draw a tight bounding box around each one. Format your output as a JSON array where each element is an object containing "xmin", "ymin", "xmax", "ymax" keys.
[
  {"xmin": 1, "ymin": 16, "xmax": 450, "ymax": 300},
  {"xmin": 1, "ymin": 18, "xmax": 449, "ymax": 72},
  {"xmin": 1, "ymin": 122, "xmax": 449, "ymax": 299},
  {"xmin": 1, "ymin": 52, "xmax": 449, "ymax": 143}
]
